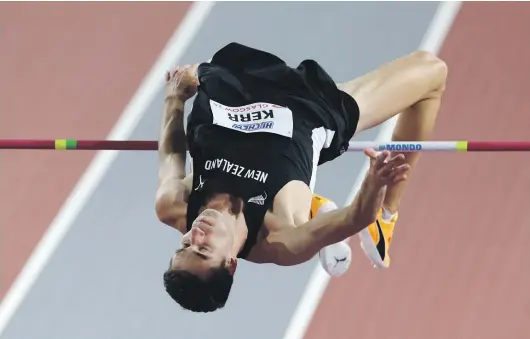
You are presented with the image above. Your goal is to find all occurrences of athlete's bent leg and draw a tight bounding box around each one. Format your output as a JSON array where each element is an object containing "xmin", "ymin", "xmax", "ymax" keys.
[
  {"xmin": 337, "ymin": 50, "xmax": 447, "ymax": 268},
  {"xmin": 338, "ymin": 50, "xmax": 446, "ymax": 213}
]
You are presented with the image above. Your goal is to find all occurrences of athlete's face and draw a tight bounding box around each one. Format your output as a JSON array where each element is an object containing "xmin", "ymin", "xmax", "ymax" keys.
[{"xmin": 170, "ymin": 209, "xmax": 235, "ymax": 277}]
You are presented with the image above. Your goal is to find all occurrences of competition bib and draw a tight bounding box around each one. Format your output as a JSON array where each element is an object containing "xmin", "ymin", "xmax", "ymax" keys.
[{"xmin": 209, "ymin": 100, "xmax": 293, "ymax": 138}]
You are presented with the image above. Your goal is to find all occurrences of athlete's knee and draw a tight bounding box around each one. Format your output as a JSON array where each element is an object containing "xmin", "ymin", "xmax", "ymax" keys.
[{"xmin": 410, "ymin": 50, "xmax": 448, "ymax": 93}]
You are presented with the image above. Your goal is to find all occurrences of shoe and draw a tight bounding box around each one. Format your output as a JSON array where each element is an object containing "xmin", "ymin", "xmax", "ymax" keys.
[
  {"xmin": 319, "ymin": 241, "xmax": 352, "ymax": 277},
  {"xmin": 310, "ymin": 194, "xmax": 352, "ymax": 277},
  {"xmin": 309, "ymin": 193, "xmax": 338, "ymax": 218},
  {"xmin": 358, "ymin": 208, "xmax": 397, "ymax": 269}
]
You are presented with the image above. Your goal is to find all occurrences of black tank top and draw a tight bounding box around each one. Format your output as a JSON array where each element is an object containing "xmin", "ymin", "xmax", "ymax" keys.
[{"xmin": 185, "ymin": 43, "xmax": 359, "ymax": 259}]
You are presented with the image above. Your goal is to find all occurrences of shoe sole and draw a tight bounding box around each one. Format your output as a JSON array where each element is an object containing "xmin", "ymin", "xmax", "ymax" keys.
[
  {"xmin": 358, "ymin": 228, "xmax": 388, "ymax": 269},
  {"xmin": 318, "ymin": 241, "xmax": 352, "ymax": 277}
]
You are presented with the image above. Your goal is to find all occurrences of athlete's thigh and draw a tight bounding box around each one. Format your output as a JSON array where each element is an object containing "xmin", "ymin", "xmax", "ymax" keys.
[{"xmin": 337, "ymin": 50, "xmax": 445, "ymax": 134}]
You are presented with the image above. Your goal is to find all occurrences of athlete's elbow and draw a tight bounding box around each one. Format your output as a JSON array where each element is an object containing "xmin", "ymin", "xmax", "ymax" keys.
[
  {"xmin": 155, "ymin": 190, "xmax": 182, "ymax": 225},
  {"xmin": 155, "ymin": 195, "xmax": 174, "ymax": 225}
]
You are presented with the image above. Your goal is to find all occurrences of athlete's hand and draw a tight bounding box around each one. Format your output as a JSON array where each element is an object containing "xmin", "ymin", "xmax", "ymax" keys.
[
  {"xmin": 364, "ymin": 148, "xmax": 410, "ymax": 187},
  {"xmin": 165, "ymin": 64, "xmax": 199, "ymax": 101}
]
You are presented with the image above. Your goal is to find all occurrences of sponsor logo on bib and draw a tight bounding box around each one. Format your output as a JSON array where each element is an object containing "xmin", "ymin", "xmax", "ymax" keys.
[{"xmin": 209, "ymin": 100, "xmax": 293, "ymax": 138}]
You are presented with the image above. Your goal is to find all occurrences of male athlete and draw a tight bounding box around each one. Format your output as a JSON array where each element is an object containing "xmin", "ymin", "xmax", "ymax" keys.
[{"xmin": 156, "ymin": 42, "xmax": 447, "ymax": 312}]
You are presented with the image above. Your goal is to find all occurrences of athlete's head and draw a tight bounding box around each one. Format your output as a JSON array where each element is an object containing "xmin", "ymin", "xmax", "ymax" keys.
[{"xmin": 163, "ymin": 194, "xmax": 244, "ymax": 312}]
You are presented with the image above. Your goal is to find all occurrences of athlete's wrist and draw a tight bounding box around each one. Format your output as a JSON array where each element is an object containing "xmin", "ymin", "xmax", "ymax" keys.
[
  {"xmin": 362, "ymin": 174, "xmax": 386, "ymax": 200},
  {"xmin": 163, "ymin": 97, "xmax": 186, "ymax": 123},
  {"xmin": 352, "ymin": 176, "xmax": 386, "ymax": 226},
  {"xmin": 165, "ymin": 94, "xmax": 187, "ymax": 106}
]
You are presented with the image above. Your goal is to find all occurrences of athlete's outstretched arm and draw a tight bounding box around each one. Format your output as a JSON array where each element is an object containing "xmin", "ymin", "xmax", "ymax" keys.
[
  {"xmin": 265, "ymin": 149, "xmax": 409, "ymax": 266},
  {"xmin": 155, "ymin": 66, "xmax": 199, "ymax": 233}
]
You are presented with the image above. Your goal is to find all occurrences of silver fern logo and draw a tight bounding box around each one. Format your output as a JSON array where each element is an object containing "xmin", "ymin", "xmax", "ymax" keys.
[
  {"xmin": 194, "ymin": 175, "xmax": 205, "ymax": 191},
  {"xmin": 248, "ymin": 191, "xmax": 267, "ymax": 205}
]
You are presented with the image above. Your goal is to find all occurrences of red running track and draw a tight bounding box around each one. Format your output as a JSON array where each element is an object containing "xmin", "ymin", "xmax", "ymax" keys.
[{"xmin": 306, "ymin": 3, "xmax": 530, "ymax": 339}]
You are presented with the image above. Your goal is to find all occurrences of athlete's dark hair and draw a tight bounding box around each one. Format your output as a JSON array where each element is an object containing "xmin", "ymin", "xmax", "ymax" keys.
[{"xmin": 163, "ymin": 263, "xmax": 234, "ymax": 313}]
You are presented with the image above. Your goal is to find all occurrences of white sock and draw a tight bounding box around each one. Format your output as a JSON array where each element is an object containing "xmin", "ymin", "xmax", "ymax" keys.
[
  {"xmin": 381, "ymin": 207, "xmax": 397, "ymax": 222},
  {"xmin": 317, "ymin": 200, "xmax": 338, "ymax": 214}
]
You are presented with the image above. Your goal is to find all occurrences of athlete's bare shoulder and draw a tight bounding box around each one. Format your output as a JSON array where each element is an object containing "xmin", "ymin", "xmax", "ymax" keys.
[
  {"xmin": 155, "ymin": 172, "xmax": 193, "ymax": 234},
  {"xmin": 269, "ymin": 180, "xmax": 313, "ymax": 227},
  {"xmin": 244, "ymin": 180, "xmax": 313, "ymax": 263}
]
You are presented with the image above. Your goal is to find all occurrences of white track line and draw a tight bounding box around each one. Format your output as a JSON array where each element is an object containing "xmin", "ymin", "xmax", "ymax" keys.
[
  {"xmin": 282, "ymin": 2, "xmax": 462, "ymax": 339},
  {"xmin": 0, "ymin": 2, "xmax": 214, "ymax": 336}
]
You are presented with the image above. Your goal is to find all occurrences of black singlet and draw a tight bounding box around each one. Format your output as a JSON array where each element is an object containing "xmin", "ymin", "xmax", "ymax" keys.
[{"xmin": 185, "ymin": 42, "xmax": 360, "ymax": 259}]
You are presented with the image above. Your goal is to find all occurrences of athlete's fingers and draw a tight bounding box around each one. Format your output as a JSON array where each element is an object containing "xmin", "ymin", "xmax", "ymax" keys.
[
  {"xmin": 378, "ymin": 158, "xmax": 408, "ymax": 176},
  {"xmin": 390, "ymin": 164, "xmax": 410, "ymax": 177},
  {"xmin": 387, "ymin": 164, "xmax": 410, "ymax": 182},
  {"xmin": 172, "ymin": 66, "xmax": 181, "ymax": 77},
  {"xmin": 363, "ymin": 148, "xmax": 377, "ymax": 159},
  {"xmin": 388, "ymin": 153, "xmax": 405, "ymax": 163},
  {"xmin": 185, "ymin": 65, "xmax": 200, "ymax": 85},
  {"xmin": 167, "ymin": 67, "xmax": 180, "ymax": 82},
  {"xmin": 384, "ymin": 163, "xmax": 409, "ymax": 174},
  {"xmin": 375, "ymin": 150, "xmax": 390, "ymax": 168},
  {"xmin": 395, "ymin": 163, "xmax": 410, "ymax": 172},
  {"xmin": 383, "ymin": 153, "xmax": 405, "ymax": 168},
  {"xmin": 364, "ymin": 148, "xmax": 388, "ymax": 165},
  {"xmin": 378, "ymin": 166, "xmax": 394, "ymax": 178},
  {"xmin": 378, "ymin": 163, "xmax": 409, "ymax": 182},
  {"xmin": 392, "ymin": 169, "xmax": 409, "ymax": 182},
  {"xmin": 392, "ymin": 173, "xmax": 408, "ymax": 184},
  {"xmin": 380, "ymin": 153, "xmax": 405, "ymax": 172}
]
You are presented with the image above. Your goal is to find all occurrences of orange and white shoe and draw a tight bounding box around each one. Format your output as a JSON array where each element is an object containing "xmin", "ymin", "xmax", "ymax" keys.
[
  {"xmin": 310, "ymin": 194, "xmax": 352, "ymax": 277},
  {"xmin": 358, "ymin": 208, "xmax": 397, "ymax": 269},
  {"xmin": 309, "ymin": 194, "xmax": 337, "ymax": 218}
]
